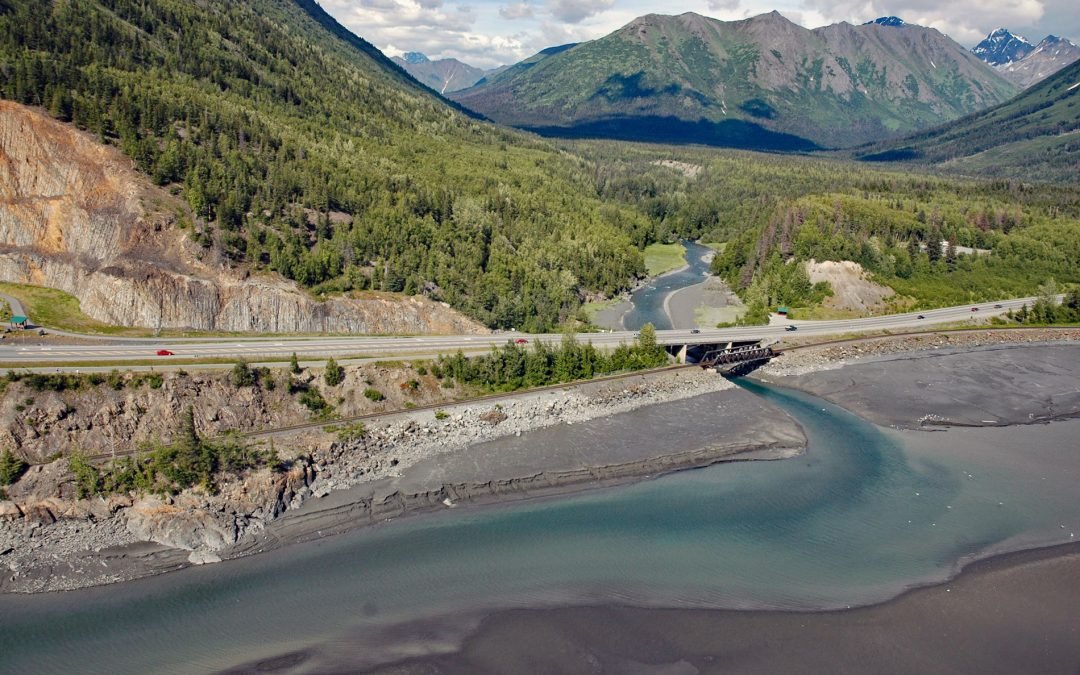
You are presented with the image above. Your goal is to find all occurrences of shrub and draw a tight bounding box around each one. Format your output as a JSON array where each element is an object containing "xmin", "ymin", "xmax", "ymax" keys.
[
  {"xmin": 68, "ymin": 452, "xmax": 102, "ymax": 499},
  {"xmin": 298, "ymin": 387, "xmax": 330, "ymax": 415},
  {"xmin": 363, "ymin": 387, "xmax": 385, "ymax": 402},
  {"xmin": 434, "ymin": 410, "xmax": 449, "ymax": 421},
  {"xmin": 0, "ymin": 449, "xmax": 29, "ymax": 485},
  {"xmin": 232, "ymin": 361, "xmax": 256, "ymax": 387},
  {"xmin": 326, "ymin": 421, "xmax": 366, "ymax": 442},
  {"xmin": 289, "ymin": 352, "xmax": 301, "ymax": 374},
  {"xmin": 324, "ymin": 358, "xmax": 344, "ymax": 386}
]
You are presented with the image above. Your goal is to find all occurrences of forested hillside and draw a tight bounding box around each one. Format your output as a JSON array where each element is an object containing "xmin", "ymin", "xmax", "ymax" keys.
[
  {"xmin": 0, "ymin": 0, "xmax": 650, "ymax": 331},
  {"xmin": 857, "ymin": 58, "xmax": 1080, "ymax": 182},
  {"xmin": 574, "ymin": 142, "xmax": 1080, "ymax": 321}
]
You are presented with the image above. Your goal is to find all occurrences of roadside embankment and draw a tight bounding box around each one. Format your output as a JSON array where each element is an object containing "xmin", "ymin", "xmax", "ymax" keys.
[{"xmin": 1, "ymin": 367, "xmax": 799, "ymax": 592}]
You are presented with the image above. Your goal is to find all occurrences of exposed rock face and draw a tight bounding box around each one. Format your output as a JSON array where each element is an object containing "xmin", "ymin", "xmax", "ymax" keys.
[
  {"xmin": 996, "ymin": 36, "xmax": 1080, "ymax": 88},
  {"xmin": 805, "ymin": 259, "xmax": 894, "ymax": 314},
  {"xmin": 0, "ymin": 101, "xmax": 486, "ymax": 334},
  {"xmin": 0, "ymin": 363, "xmax": 461, "ymax": 464}
]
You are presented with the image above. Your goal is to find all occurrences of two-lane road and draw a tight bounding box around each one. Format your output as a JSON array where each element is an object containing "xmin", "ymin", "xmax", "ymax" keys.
[{"xmin": 0, "ymin": 297, "xmax": 1045, "ymax": 367}]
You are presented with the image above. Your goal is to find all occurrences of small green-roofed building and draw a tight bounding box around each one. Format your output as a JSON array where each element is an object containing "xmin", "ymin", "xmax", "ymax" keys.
[
  {"xmin": 10, "ymin": 315, "xmax": 28, "ymax": 328},
  {"xmin": 776, "ymin": 306, "xmax": 790, "ymax": 315}
]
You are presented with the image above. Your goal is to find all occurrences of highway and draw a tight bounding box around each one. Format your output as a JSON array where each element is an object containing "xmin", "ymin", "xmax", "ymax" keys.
[{"xmin": 0, "ymin": 296, "xmax": 1044, "ymax": 367}]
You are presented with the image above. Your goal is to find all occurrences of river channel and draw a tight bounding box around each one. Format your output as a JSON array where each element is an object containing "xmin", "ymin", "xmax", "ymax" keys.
[
  {"xmin": 2, "ymin": 380, "xmax": 1078, "ymax": 673},
  {"xmin": 621, "ymin": 240, "xmax": 714, "ymax": 331}
]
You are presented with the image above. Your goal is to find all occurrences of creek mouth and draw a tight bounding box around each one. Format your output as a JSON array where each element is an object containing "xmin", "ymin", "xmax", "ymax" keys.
[{"xmin": 2, "ymin": 369, "xmax": 1079, "ymax": 673}]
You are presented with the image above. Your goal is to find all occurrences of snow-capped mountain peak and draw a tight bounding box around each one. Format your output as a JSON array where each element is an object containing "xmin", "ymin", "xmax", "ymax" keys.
[{"xmin": 973, "ymin": 28, "xmax": 1034, "ymax": 66}]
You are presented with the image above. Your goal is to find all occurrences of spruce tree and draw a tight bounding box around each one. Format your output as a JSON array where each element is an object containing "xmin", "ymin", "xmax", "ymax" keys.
[{"xmin": 324, "ymin": 358, "xmax": 344, "ymax": 386}]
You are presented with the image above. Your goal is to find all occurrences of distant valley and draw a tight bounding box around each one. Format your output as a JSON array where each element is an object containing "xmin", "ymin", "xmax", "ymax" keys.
[{"xmin": 391, "ymin": 52, "xmax": 504, "ymax": 94}]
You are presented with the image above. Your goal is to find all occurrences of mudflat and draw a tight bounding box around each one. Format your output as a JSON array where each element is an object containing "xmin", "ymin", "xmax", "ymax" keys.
[
  {"xmin": 772, "ymin": 342, "xmax": 1080, "ymax": 428},
  {"xmin": 365, "ymin": 543, "xmax": 1080, "ymax": 675}
]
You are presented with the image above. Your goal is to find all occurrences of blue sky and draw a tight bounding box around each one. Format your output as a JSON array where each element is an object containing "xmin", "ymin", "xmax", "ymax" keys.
[{"xmin": 319, "ymin": 0, "xmax": 1080, "ymax": 69}]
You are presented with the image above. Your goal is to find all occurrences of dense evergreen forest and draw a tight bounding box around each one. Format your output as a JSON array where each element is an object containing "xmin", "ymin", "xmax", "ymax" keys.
[
  {"xmin": 0, "ymin": 0, "xmax": 649, "ymax": 330},
  {"xmin": 573, "ymin": 141, "xmax": 1080, "ymax": 321},
  {"xmin": 1, "ymin": 0, "xmax": 1075, "ymax": 331}
]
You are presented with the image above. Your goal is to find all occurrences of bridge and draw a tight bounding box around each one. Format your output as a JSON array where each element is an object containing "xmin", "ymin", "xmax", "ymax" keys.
[{"xmin": 665, "ymin": 339, "xmax": 779, "ymax": 375}]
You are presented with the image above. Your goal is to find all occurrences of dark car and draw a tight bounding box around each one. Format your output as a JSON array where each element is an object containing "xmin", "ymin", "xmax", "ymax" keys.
[
  {"xmin": 690, "ymin": 328, "xmax": 701, "ymax": 334},
  {"xmin": 156, "ymin": 349, "xmax": 174, "ymax": 356},
  {"xmin": 994, "ymin": 304, "xmax": 1003, "ymax": 309},
  {"xmin": 785, "ymin": 325, "xmax": 798, "ymax": 331},
  {"xmin": 917, "ymin": 314, "xmax": 926, "ymax": 319},
  {"xmin": 971, "ymin": 307, "xmax": 979, "ymax": 312}
]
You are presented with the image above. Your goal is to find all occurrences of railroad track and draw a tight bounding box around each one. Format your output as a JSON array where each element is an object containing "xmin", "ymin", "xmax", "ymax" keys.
[{"xmin": 68, "ymin": 326, "xmax": 1079, "ymax": 464}]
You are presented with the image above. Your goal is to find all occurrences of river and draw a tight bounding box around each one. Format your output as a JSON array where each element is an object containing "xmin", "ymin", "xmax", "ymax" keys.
[
  {"xmin": 2, "ymin": 381, "xmax": 1078, "ymax": 673},
  {"xmin": 621, "ymin": 240, "xmax": 714, "ymax": 331}
]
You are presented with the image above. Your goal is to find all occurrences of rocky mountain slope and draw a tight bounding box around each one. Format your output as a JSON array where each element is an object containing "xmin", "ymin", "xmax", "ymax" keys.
[
  {"xmin": 997, "ymin": 36, "xmax": 1080, "ymax": 89},
  {"xmin": 973, "ymin": 29, "xmax": 1080, "ymax": 89},
  {"xmin": 392, "ymin": 52, "xmax": 500, "ymax": 93},
  {"xmin": 857, "ymin": 58, "xmax": 1080, "ymax": 181},
  {"xmin": 0, "ymin": 101, "xmax": 484, "ymax": 333},
  {"xmin": 451, "ymin": 12, "xmax": 1017, "ymax": 149}
]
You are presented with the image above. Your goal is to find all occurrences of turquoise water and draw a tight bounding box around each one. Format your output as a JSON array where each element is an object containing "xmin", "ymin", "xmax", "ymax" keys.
[
  {"xmin": 622, "ymin": 240, "xmax": 712, "ymax": 330},
  {"xmin": 1, "ymin": 381, "xmax": 1078, "ymax": 673}
]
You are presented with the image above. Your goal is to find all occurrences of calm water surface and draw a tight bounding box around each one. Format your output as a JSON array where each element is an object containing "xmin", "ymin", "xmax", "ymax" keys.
[
  {"xmin": 622, "ymin": 240, "xmax": 713, "ymax": 330},
  {"xmin": 2, "ymin": 381, "xmax": 1078, "ymax": 673}
]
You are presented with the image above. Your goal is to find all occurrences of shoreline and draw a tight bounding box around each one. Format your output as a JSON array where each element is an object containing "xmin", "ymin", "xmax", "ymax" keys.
[
  {"xmin": 355, "ymin": 540, "xmax": 1080, "ymax": 674},
  {"xmin": 1, "ymin": 368, "xmax": 802, "ymax": 593},
  {"xmin": 2, "ymin": 330, "xmax": 1077, "ymax": 595}
]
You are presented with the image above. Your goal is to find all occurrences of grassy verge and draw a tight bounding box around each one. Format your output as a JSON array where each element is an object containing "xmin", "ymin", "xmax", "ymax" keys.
[
  {"xmin": 0, "ymin": 282, "xmax": 460, "ymax": 339},
  {"xmin": 580, "ymin": 297, "xmax": 623, "ymax": 325},
  {"xmin": 643, "ymin": 242, "xmax": 687, "ymax": 277},
  {"xmin": 0, "ymin": 282, "xmax": 145, "ymax": 336}
]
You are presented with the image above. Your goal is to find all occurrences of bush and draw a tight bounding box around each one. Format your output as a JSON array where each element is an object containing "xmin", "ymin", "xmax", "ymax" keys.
[
  {"xmin": 325, "ymin": 421, "xmax": 366, "ymax": 442},
  {"xmin": 297, "ymin": 387, "xmax": 330, "ymax": 415},
  {"xmin": 363, "ymin": 387, "xmax": 385, "ymax": 402},
  {"xmin": 324, "ymin": 358, "xmax": 344, "ymax": 386},
  {"xmin": 434, "ymin": 410, "xmax": 449, "ymax": 421},
  {"xmin": 0, "ymin": 449, "xmax": 29, "ymax": 485},
  {"xmin": 232, "ymin": 361, "xmax": 256, "ymax": 387},
  {"xmin": 289, "ymin": 352, "xmax": 301, "ymax": 374},
  {"xmin": 68, "ymin": 452, "xmax": 102, "ymax": 499}
]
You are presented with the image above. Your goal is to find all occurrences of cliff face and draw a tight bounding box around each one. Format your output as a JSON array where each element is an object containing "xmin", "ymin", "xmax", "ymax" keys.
[{"xmin": 0, "ymin": 101, "xmax": 486, "ymax": 334}]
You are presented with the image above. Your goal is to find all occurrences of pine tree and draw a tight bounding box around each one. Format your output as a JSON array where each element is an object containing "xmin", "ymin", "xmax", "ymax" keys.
[{"xmin": 289, "ymin": 352, "xmax": 301, "ymax": 374}]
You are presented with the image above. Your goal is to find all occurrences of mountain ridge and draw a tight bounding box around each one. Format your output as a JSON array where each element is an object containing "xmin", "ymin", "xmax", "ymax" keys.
[
  {"xmin": 856, "ymin": 57, "xmax": 1080, "ymax": 181},
  {"xmin": 451, "ymin": 11, "xmax": 1017, "ymax": 149}
]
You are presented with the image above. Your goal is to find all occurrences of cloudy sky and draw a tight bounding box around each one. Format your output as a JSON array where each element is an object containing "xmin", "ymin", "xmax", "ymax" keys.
[{"xmin": 319, "ymin": 0, "xmax": 1080, "ymax": 69}]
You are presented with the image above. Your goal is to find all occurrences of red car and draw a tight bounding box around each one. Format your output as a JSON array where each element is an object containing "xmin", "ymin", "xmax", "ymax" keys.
[
  {"xmin": 156, "ymin": 349, "xmax": 174, "ymax": 356},
  {"xmin": 514, "ymin": 338, "xmax": 529, "ymax": 345},
  {"xmin": 970, "ymin": 307, "xmax": 979, "ymax": 312}
]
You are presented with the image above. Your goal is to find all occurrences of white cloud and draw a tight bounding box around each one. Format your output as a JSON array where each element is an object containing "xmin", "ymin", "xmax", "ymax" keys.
[
  {"xmin": 320, "ymin": 0, "xmax": 1079, "ymax": 71},
  {"xmin": 546, "ymin": 0, "xmax": 615, "ymax": 24},
  {"xmin": 797, "ymin": 0, "xmax": 1047, "ymax": 45},
  {"xmin": 499, "ymin": 2, "xmax": 534, "ymax": 19}
]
